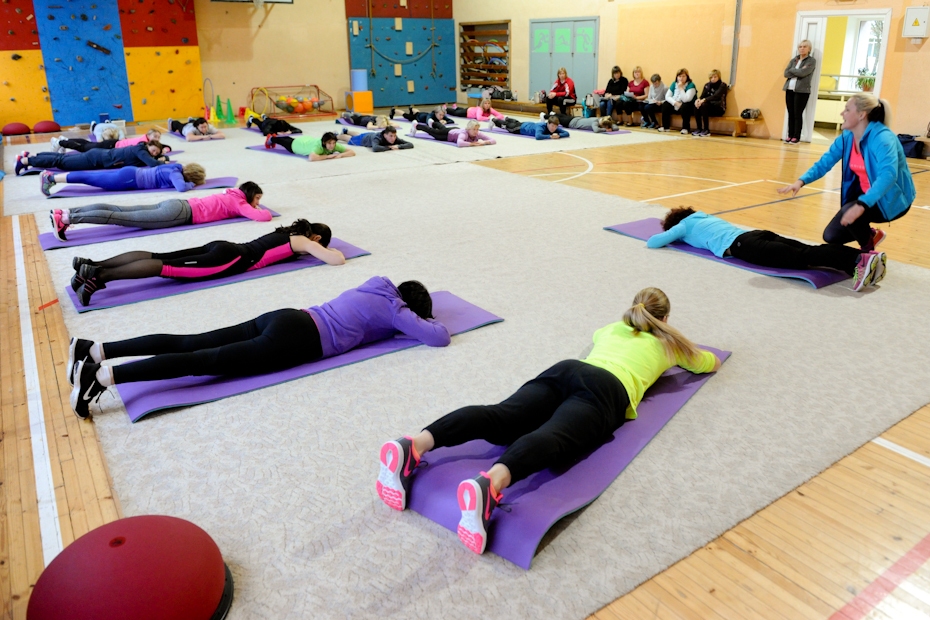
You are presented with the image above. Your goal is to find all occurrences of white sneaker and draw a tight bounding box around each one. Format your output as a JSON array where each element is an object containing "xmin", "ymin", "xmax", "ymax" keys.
[
  {"xmin": 539, "ymin": 112, "xmax": 546, "ymax": 121},
  {"xmin": 407, "ymin": 123, "xmax": 417, "ymax": 137},
  {"xmin": 657, "ymin": 127, "xmax": 668, "ymax": 132},
  {"xmin": 680, "ymin": 129, "xmax": 689, "ymax": 135},
  {"xmin": 50, "ymin": 136, "xmax": 60, "ymax": 152},
  {"xmin": 487, "ymin": 119, "xmax": 495, "ymax": 131}
]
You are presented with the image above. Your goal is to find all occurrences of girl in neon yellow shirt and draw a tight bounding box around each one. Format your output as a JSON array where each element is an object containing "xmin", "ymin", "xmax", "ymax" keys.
[{"xmin": 376, "ymin": 287, "xmax": 721, "ymax": 554}]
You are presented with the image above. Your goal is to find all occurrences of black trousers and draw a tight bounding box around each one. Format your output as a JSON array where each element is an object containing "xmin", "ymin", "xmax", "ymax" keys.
[
  {"xmin": 346, "ymin": 114, "xmax": 378, "ymax": 126},
  {"xmin": 259, "ymin": 118, "xmax": 301, "ymax": 136},
  {"xmin": 785, "ymin": 90, "xmax": 810, "ymax": 140},
  {"xmin": 546, "ymin": 96, "xmax": 575, "ymax": 115},
  {"xmin": 28, "ymin": 151, "xmax": 108, "ymax": 171},
  {"xmin": 446, "ymin": 107, "xmax": 469, "ymax": 118},
  {"xmin": 59, "ymin": 138, "xmax": 119, "ymax": 152},
  {"xmin": 823, "ymin": 200, "xmax": 909, "ymax": 248},
  {"xmin": 661, "ymin": 101, "xmax": 695, "ymax": 130},
  {"xmin": 425, "ymin": 360, "xmax": 630, "ymax": 483},
  {"xmin": 694, "ymin": 103, "xmax": 725, "ymax": 132},
  {"xmin": 729, "ymin": 230, "xmax": 862, "ymax": 275},
  {"xmin": 270, "ymin": 135, "xmax": 296, "ymax": 153},
  {"xmin": 641, "ymin": 103, "xmax": 661, "ymax": 125},
  {"xmin": 169, "ymin": 120, "xmax": 186, "ymax": 134},
  {"xmin": 416, "ymin": 123, "xmax": 452, "ymax": 141},
  {"xmin": 151, "ymin": 241, "xmax": 251, "ymax": 279},
  {"xmin": 107, "ymin": 309, "xmax": 323, "ymax": 384},
  {"xmin": 493, "ymin": 117, "xmax": 524, "ymax": 133},
  {"xmin": 620, "ymin": 98, "xmax": 642, "ymax": 115}
]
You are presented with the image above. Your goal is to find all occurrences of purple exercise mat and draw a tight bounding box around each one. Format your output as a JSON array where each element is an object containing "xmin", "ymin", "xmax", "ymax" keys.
[
  {"xmin": 605, "ymin": 218, "xmax": 849, "ymax": 288},
  {"xmin": 47, "ymin": 176, "xmax": 237, "ymax": 200},
  {"xmin": 115, "ymin": 291, "xmax": 503, "ymax": 421},
  {"xmin": 408, "ymin": 347, "xmax": 730, "ymax": 569},
  {"xmin": 38, "ymin": 208, "xmax": 281, "ymax": 251},
  {"xmin": 64, "ymin": 237, "xmax": 369, "ymax": 312},
  {"xmin": 245, "ymin": 144, "xmax": 307, "ymax": 159}
]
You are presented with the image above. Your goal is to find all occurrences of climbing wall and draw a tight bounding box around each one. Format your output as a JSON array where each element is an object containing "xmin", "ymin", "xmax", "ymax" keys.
[
  {"xmin": 120, "ymin": 0, "xmax": 202, "ymax": 121},
  {"xmin": 32, "ymin": 0, "xmax": 134, "ymax": 127},
  {"xmin": 346, "ymin": 1, "xmax": 455, "ymax": 108},
  {"xmin": 1, "ymin": 0, "xmax": 54, "ymax": 128},
  {"xmin": 2, "ymin": 0, "xmax": 200, "ymax": 129}
]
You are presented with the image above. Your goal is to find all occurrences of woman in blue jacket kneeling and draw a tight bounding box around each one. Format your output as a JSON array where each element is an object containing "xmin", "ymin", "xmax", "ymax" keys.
[{"xmin": 779, "ymin": 94, "xmax": 915, "ymax": 252}]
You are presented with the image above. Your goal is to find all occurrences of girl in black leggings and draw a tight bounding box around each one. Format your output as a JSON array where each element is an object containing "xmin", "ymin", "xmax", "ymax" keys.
[
  {"xmin": 69, "ymin": 219, "xmax": 344, "ymax": 306},
  {"xmin": 67, "ymin": 277, "xmax": 450, "ymax": 418},
  {"xmin": 377, "ymin": 287, "xmax": 721, "ymax": 554},
  {"xmin": 246, "ymin": 113, "xmax": 303, "ymax": 136}
]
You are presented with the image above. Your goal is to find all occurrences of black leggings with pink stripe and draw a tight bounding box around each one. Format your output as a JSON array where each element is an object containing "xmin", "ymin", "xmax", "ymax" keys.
[{"xmin": 153, "ymin": 241, "xmax": 249, "ymax": 279}]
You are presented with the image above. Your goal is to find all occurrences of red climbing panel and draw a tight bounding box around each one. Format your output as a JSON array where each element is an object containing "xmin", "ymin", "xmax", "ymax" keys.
[
  {"xmin": 117, "ymin": 0, "xmax": 198, "ymax": 48},
  {"xmin": 344, "ymin": 0, "xmax": 452, "ymax": 20},
  {"xmin": 0, "ymin": 0, "xmax": 41, "ymax": 51}
]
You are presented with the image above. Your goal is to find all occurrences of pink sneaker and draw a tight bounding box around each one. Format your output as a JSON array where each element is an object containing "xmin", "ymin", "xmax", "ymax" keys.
[
  {"xmin": 456, "ymin": 472, "xmax": 501, "ymax": 555},
  {"xmin": 376, "ymin": 437, "xmax": 419, "ymax": 511},
  {"xmin": 852, "ymin": 252, "xmax": 878, "ymax": 292},
  {"xmin": 49, "ymin": 208, "xmax": 69, "ymax": 241}
]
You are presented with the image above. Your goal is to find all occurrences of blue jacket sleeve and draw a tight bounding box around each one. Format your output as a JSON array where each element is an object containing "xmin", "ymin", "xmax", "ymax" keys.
[
  {"xmin": 556, "ymin": 127, "xmax": 570, "ymax": 138},
  {"xmin": 535, "ymin": 124, "xmax": 550, "ymax": 140},
  {"xmin": 647, "ymin": 223, "xmax": 687, "ymax": 248},
  {"xmin": 800, "ymin": 135, "xmax": 845, "ymax": 185},
  {"xmin": 859, "ymin": 131, "xmax": 900, "ymax": 208},
  {"xmin": 392, "ymin": 307, "xmax": 451, "ymax": 347}
]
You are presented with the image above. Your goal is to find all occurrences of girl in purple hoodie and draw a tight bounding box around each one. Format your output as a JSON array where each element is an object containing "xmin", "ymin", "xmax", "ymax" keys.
[{"xmin": 66, "ymin": 278, "xmax": 451, "ymax": 419}]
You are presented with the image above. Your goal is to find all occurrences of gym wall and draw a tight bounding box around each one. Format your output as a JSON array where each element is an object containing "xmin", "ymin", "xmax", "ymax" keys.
[{"xmin": 1, "ymin": 0, "xmax": 203, "ymax": 129}]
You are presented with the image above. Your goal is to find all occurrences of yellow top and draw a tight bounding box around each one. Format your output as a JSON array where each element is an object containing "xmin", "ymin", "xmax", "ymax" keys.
[{"xmin": 583, "ymin": 321, "xmax": 717, "ymax": 419}]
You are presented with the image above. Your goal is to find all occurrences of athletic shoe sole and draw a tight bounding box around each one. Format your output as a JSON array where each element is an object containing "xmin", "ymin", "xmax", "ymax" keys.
[
  {"xmin": 456, "ymin": 479, "xmax": 488, "ymax": 554},
  {"xmin": 871, "ymin": 252, "xmax": 887, "ymax": 285},
  {"xmin": 67, "ymin": 337, "xmax": 84, "ymax": 386},
  {"xmin": 376, "ymin": 440, "xmax": 407, "ymax": 511}
]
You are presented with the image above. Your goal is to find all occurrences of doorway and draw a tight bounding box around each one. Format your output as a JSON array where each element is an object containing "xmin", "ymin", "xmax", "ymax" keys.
[
  {"xmin": 529, "ymin": 18, "xmax": 599, "ymax": 102},
  {"xmin": 789, "ymin": 8, "xmax": 891, "ymax": 143}
]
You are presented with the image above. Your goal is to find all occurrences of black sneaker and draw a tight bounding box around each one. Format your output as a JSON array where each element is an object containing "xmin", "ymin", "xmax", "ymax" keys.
[
  {"xmin": 69, "ymin": 359, "xmax": 106, "ymax": 419},
  {"xmin": 456, "ymin": 472, "xmax": 501, "ymax": 554},
  {"xmin": 72, "ymin": 256, "xmax": 93, "ymax": 272},
  {"xmin": 67, "ymin": 337, "xmax": 94, "ymax": 386},
  {"xmin": 246, "ymin": 115, "xmax": 254, "ymax": 128},
  {"xmin": 376, "ymin": 436, "xmax": 419, "ymax": 511},
  {"xmin": 76, "ymin": 264, "xmax": 105, "ymax": 306}
]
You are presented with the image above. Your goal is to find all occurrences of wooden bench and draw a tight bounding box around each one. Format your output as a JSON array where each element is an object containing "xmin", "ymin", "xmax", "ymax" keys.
[{"xmin": 720, "ymin": 116, "xmax": 762, "ymax": 137}]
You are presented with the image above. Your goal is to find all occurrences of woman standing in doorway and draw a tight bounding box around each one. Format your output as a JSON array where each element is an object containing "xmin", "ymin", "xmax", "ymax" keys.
[{"xmin": 783, "ymin": 39, "xmax": 817, "ymax": 144}]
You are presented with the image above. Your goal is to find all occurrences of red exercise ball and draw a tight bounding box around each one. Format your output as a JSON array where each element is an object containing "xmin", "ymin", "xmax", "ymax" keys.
[
  {"xmin": 27, "ymin": 515, "xmax": 233, "ymax": 620},
  {"xmin": 2, "ymin": 122, "xmax": 30, "ymax": 136},
  {"xmin": 33, "ymin": 120, "xmax": 62, "ymax": 134}
]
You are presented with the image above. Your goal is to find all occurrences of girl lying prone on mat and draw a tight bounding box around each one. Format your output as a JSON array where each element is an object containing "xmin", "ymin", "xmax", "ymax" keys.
[
  {"xmin": 265, "ymin": 131, "xmax": 357, "ymax": 161},
  {"xmin": 542, "ymin": 113, "xmax": 618, "ymax": 133},
  {"xmin": 167, "ymin": 116, "xmax": 226, "ymax": 141},
  {"xmin": 15, "ymin": 142, "xmax": 168, "ymax": 176},
  {"xmin": 48, "ymin": 181, "xmax": 271, "ymax": 241},
  {"xmin": 377, "ymin": 287, "xmax": 721, "ymax": 554},
  {"xmin": 41, "ymin": 162, "xmax": 206, "ymax": 198},
  {"xmin": 647, "ymin": 207, "xmax": 887, "ymax": 292},
  {"xmin": 338, "ymin": 126, "xmax": 414, "ymax": 152},
  {"xmin": 67, "ymin": 277, "xmax": 450, "ymax": 418},
  {"xmin": 407, "ymin": 120, "xmax": 497, "ymax": 147},
  {"xmin": 68, "ymin": 218, "xmax": 344, "ymax": 306},
  {"xmin": 52, "ymin": 129, "xmax": 163, "ymax": 153},
  {"xmin": 339, "ymin": 113, "xmax": 395, "ymax": 130}
]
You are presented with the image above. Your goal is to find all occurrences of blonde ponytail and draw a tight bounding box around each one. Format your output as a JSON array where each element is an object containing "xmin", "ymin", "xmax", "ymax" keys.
[{"xmin": 622, "ymin": 287, "xmax": 703, "ymax": 366}]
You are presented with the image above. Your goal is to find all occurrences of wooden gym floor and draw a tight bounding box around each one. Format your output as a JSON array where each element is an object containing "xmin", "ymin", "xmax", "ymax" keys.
[{"xmin": 2, "ymin": 129, "xmax": 930, "ymax": 619}]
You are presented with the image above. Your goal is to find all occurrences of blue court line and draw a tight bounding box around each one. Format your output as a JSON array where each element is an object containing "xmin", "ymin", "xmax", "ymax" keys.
[{"xmin": 711, "ymin": 187, "xmax": 838, "ymax": 215}]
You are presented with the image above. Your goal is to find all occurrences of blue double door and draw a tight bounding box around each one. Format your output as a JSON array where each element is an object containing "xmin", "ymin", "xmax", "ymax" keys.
[{"xmin": 529, "ymin": 18, "xmax": 599, "ymax": 102}]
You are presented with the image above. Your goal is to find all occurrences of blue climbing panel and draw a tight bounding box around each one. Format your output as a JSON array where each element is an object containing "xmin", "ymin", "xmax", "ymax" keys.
[
  {"xmin": 33, "ymin": 0, "xmax": 133, "ymax": 126},
  {"xmin": 347, "ymin": 18, "xmax": 456, "ymax": 108}
]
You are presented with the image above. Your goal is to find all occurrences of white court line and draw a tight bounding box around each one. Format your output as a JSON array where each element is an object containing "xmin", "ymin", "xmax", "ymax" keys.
[
  {"xmin": 12, "ymin": 216, "xmax": 63, "ymax": 566},
  {"xmin": 765, "ymin": 179, "xmax": 841, "ymax": 195},
  {"xmin": 872, "ymin": 437, "xmax": 930, "ymax": 470},
  {"xmin": 644, "ymin": 179, "xmax": 765, "ymax": 202},
  {"xmin": 552, "ymin": 152, "xmax": 594, "ymax": 184},
  {"xmin": 531, "ymin": 171, "xmax": 740, "ymax": 185}
]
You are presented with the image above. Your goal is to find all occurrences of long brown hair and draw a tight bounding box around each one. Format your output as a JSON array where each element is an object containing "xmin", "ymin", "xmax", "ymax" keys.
[{"xmin": 622, "ymin": 288, "xmax": 703, "ymax": 366}]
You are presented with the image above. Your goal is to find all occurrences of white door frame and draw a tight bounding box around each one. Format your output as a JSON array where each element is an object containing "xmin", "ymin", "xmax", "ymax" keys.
[{"xmin": 788, "ymin": 8, "xmax": 892, "ymax": 142}]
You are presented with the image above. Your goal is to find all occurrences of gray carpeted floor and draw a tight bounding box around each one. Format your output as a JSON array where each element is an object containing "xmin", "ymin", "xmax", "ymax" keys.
[{"xmin": 15, "ymin": 124, "xmax": 930, "ymax": 619}]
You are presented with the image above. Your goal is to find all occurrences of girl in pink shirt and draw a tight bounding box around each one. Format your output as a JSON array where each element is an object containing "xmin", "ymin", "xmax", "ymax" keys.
[
  {"xmin": 446, "ymin": 98, "xmax": 505, "ymax": 122},
  {"xmin": 50, "ymin": 182, "xmax": 272, "ymax": 241}
]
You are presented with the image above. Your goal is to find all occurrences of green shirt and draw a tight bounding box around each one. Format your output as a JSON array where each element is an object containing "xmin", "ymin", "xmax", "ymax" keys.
[
  {"xmin": 583, "ymin": 321, "xmax": 716, "ymax": 419},
  {"xmin": 291, "ymin": 136, "xmax": 347, "ymax": 157}
]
